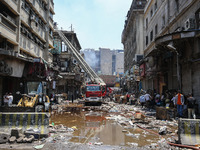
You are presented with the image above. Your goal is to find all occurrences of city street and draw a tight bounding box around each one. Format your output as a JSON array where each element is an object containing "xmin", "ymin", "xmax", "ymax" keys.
[
  {"xmin": 0, "ymin": 98, "xmax": 182, "ymax": 150},
  {"xmin": 1, "ymin": 0, "xmax": 200, "ymax": 149}
]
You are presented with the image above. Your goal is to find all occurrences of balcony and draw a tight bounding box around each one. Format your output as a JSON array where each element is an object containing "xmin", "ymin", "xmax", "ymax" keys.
[
  {"xmin": 3, "ymin": 0, "xmax": 18, "ymax": 14},
  {"xmin": 50, "ymin": 0, "xmax": 55, "ymax": 15},
  {"xmin": 28, "ymin": 0, "xmax": 47, "ymax": 22},
  {"xmin": 0, "ymin": 13, "xmax": 17, "ymax": 43},
  {"xmin": 21, "ymin": 9, "xmax": 30, "ymax": 26},
  {"xmin": 30, "ymin": 20, "xmax": 45, "ymax": 41},
  {"xmin": 49, "ymin": 18, "xmax": 54, "ymax": 30},
  {"xmin": 20, "ymin": 35, "xmax": 44, "ymax": 58}
]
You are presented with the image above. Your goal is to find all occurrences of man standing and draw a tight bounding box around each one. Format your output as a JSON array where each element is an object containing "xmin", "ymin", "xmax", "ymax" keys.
[
  {"xmin": 7, "ymin": 93, "xmax": 13, "ymax": 107},
  {"xmin": 187, "ymin": 93, "xmax": 196, "ymax": 119},
  {"xmin": 144, "ymin": 92, "xmax": 152, "ymax": 108},
  {"xmin": 3, "ymin": 93, "xmax": 8, "ymax": 106},
  {"xmin": 139, "ymin": 94, "xmax": 145, "ymax": 108},
  {"xmin": 174, "ymin": 90, "xmax": 184, "ymax": 117}
]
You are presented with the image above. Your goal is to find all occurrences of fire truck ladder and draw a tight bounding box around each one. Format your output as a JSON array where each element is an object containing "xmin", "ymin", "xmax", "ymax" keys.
[{"xmin": 55, "ymin": 30, "xmax": 105, "ymax": 86}]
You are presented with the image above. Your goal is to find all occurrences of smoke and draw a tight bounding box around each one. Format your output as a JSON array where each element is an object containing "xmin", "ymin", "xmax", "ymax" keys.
[{"xmin": 82, "ymin": 49, "xmax": 99, "ymax": 70}]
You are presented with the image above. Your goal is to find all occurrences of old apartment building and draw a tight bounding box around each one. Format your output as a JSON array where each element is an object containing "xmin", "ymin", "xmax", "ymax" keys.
[
  {"xmin": 52, "ymin": 30, "xmax": 84, "ymax": 100},
  {"xmin": 121, "ymin": 0, "xmax": 147, "ymax": 92},
  {"xmin": 0, "ymin": 0, "xmax": 55, "ymax": 104},
  {"xmin": 123, "ymin": 0, "xmax": 200, "ymax": 110}
]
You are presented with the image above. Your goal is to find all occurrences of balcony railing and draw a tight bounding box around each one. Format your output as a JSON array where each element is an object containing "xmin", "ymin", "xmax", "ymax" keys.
[
  {"xmin": 20, "ymin": 35, "xmax": 44, "ymax": 58},
  {"xmin": 0, "ymin": 13, "xmax": 17, "ymax": 42},
  {"xmin": 28, "ymin": 0, "xmax": 47, "ymax": 22},
  {"xmin": 30, "ymin": 21, "xmax": 45, "ymax": 40},
  {"xmin": 3, "ymin": 0, "xmax": 18, "ymax": 13},
  {"xmin": 21, "ymin": 9, "xmax": 30, "ymax": 25}
]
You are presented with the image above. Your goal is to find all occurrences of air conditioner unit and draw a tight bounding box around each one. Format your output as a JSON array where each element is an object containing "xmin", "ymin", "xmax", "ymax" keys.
[
  {"xmin": 135, "ymin": 54, "xmax": 143, "ymax": 62},
  {"xmin": 185, "ymin": 18, "xmax": 195, "ymax": 30},
  {"xmin": 30, "ymin": 15, "xmax": 35, "ymax": 20},
  {"xmin": 73, "ymin": 59, "xmax": 77, "ymax": 64}
]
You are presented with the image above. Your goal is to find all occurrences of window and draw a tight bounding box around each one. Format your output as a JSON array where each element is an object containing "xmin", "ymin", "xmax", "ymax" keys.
[
  {"xmin": 146, "ymin": 18, "xmax": 148, "ymax": 29},
  {"xmin": 49, "ymin": 28, "xmax": 53, "ymax": 37},
  {"xmin": 50, "ymin": 11, "xmax": 53, "ymax": 21},
  {"xmin": 162, "ymin": 15, "xmax": 165, "ymax": 27},
  {"xmin": 155, "ymin": 1, "xmax": 157, "ymax": 11},
  {"xmin": 175, "ymin": 0, "xmax": 179, "ymax": 12},
  {"xmin": 86, "ymin": 86, "xmax": 101, "ymax": 91},
  {"xmin": 150, "ymin": 9, "xmax": 153, "ymax": 17},
  {"xmin": 195, "ymin": 8, "xmax": 200, "ymax": 29},
  {"xmin": 150, "ymin": 30, "xmax": 153, "ymax": 41},
  {"xmin": 155, "ymin": 24, "xmax": 158, "ymax": 35},
  {"xmin": 146, "ymin": 35, "xmax": 148, "ymax": 46}
]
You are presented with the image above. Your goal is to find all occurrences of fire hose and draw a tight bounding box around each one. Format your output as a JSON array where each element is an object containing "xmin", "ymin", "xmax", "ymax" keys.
[{"xmin": 135, "ymin": 124, "xmax": 200, "ymax": 150}]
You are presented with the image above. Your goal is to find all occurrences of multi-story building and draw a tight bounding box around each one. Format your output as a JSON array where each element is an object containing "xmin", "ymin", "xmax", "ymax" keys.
[
  {"xmin": 52, "ymin": 30, "xmax": 83, "ymax": 100},
  {"xmin": 142, "ymin": 0, "xmax": 200, "ymax": 101},
  {"xmin": 0, "ymin": 0, "xmax": 55, "ymax": 104},
  {"xmin": 82, "ymin": 48, "xmax": 124, "ymax": 76},
  {"xmin": 114, "ymin": 50, "xmax": 124, "ymax": 75},
  {"xmin": 121, "ymin": 0, "xmax": 147, "ymax": 93},
  {"xmin": 123, "ymin": 0, "xmax": 200, "ymax": 106},
  {"xmin": 100, "ymin": 48, "xmax": 113, "ymax": 75}
]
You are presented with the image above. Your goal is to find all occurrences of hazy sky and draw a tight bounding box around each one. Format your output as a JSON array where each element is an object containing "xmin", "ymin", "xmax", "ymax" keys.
[{"xmin": 54, "ymin": 0, "xmax": 132, "ymax": 50}]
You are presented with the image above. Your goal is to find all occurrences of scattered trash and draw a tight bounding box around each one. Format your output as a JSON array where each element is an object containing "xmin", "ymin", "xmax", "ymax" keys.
[
  {"xmin": 159, "ymin": 126, "xmax": 167, "ymax": 135},
  {"xmin": 33, "ymin": 144, "xmax": 45, "ymax": 149},
  {"xmin": 94, "ymin": 142, "xmax": 103, "ymax": 145},
  {"xmin": 71, "ymin": 126, "xmax": 77, "ymax": 130},
  {"xmin": 127, "ymin": 142, "xmax": 138, "ymax": 147},
  {"xmin": 122, "ymin": 130, "xmax": 128, "ymax": 132}
]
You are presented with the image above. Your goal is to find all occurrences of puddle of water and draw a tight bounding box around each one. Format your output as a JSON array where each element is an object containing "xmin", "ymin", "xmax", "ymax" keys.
[{"xmin": 50, "ymin": 111, "xmax": 163, "ymax": 147}]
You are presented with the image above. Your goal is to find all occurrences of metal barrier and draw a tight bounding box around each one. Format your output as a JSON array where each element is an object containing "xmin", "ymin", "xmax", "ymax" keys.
[
  {"xmin": 178, "ymin": 118, "xmax": 200, "ymax": 145},
  {"xmin": 0, "ymin": 113, "xmax": 49, "ymax": 137}
]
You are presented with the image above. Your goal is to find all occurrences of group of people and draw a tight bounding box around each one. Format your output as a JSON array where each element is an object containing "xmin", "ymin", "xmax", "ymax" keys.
[
  {"xmin": 139, "ymin": 89, "xmax": 197, "ymax": 119},
  {"xmin": 3, "ymin": 92, "xmax": 13, "ymax": 107}
]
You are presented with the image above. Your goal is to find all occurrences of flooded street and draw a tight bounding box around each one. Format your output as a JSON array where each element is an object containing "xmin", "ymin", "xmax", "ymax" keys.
[
  {"xmin": 49, "ymin": 103, "xmax": 177, "ymax": 148},
  {"xmin": 0, "ymin": 102, "xmax": 183, "ymax": 150}
]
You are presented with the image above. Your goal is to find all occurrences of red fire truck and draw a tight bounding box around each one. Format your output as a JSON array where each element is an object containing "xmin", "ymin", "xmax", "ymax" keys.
[{"xmin": 85, "ymin": 83, "xmax": 106, "ymax": 106}]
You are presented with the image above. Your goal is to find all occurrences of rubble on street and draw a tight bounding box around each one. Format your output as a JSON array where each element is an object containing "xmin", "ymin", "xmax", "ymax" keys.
[{"xmin": 0, "ymin": 100, "xmax": 199, "ymax": 150}]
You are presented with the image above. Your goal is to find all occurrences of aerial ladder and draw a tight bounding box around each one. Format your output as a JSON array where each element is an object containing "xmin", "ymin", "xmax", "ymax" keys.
[{"xmin": 55, "ymin": 30, "xmax": 106, "ymax": 86}]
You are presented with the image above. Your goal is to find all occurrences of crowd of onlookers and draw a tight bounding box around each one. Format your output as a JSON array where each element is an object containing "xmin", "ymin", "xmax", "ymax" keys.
[
  {"xmin": 136, "ymin": 89, "xmax": 197, "ymax": 119},
  {"xmin": 116, "ymin": 89, "xmax": 197, "ymax": 119}
]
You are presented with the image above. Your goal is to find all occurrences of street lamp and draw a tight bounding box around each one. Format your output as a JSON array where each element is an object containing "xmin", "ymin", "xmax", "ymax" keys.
[{"xmin": 167, "ymin": 43, "xmax": 181, "ymax": 90}]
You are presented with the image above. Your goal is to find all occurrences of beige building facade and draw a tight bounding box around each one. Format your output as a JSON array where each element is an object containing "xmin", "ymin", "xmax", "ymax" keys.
[
  {"xmin": 121, "ymin": 0, "xmax": 147, "ymax": 93},
  {"xmin": 123, "ymin": 0, "xmax": 200, "ymax": 107},
  {"xmin": 0, "ymin": 0, "xmax": 55, "ymax": 104}
]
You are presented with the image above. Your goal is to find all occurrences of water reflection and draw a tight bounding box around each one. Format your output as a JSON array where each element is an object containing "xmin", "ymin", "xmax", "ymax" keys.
[{"xmin": 50, "ymin": 111, "xmax": 160, "ymax": 147}]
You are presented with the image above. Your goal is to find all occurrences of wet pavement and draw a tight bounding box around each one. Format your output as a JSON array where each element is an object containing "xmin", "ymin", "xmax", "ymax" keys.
[
  {"xmin": 45, "ymin": 102, "xmax": 179, "ymax": 149},
  {"xmin": 50, "ymin": 111, "xmax": 162, "ymax": 147},
  {"xmin": 0, "ymin": 101, "xmax": 182, "ymax": 150}
]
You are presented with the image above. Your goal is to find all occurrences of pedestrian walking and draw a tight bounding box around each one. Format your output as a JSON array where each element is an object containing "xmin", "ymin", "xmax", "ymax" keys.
[
  {"xmin": 144, "ymin": 92, "xmax": 152, "ymax": 108},
  {"xmin": 187, "ymin": 93, "xmax": 196, "ymax": 119},
  {"xmin": 139, "ymin": 94, "xmax": 145, "ymax": 108},
  {"xmin": 174, "ymin": 90, "xmax": 185, "ymax": 117},
  {"xmin": 126, "ymin": 92, "xmax": 130, "ymax": 104}
]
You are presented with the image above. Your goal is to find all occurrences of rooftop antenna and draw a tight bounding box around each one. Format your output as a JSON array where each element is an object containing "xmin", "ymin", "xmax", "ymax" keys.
[{"xmin": 69, "ymin": 24, "xmax": 74, "ymax": 32}]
